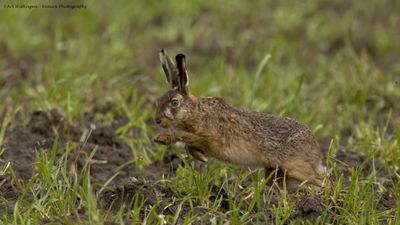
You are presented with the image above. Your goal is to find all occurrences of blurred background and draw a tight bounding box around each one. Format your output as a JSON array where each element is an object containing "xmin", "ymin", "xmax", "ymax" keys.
[{"xmin": 0, "ymin": 0, "xmax": 399, "ymax": 140}]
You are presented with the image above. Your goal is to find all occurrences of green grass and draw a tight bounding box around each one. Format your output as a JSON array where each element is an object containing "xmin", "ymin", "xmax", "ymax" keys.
[{"xmin": 0, "ymin": 0, "xmax": 399, "ymax": 224}]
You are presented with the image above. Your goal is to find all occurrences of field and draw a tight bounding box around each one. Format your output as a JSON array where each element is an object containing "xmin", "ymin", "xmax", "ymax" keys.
[{"xmin": 0, "ymin": 0, "xmax": 399, "ymax": 224}]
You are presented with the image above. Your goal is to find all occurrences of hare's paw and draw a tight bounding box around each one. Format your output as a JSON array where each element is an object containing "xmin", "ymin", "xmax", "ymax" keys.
[{"xmin": 154, "ymin": 132, "xmax": 173, "ymax": 145}]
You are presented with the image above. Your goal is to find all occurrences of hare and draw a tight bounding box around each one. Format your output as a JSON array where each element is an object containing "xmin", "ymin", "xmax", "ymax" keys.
[{"xmin": 153, "ymin": 49, "xmax": 326, "ymax": 187}]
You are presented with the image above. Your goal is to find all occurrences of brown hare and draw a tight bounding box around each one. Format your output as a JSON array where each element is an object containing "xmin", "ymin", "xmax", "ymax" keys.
[{"xmin": 153, "ymin": 49, "xmax": 326, "ymax": 187}]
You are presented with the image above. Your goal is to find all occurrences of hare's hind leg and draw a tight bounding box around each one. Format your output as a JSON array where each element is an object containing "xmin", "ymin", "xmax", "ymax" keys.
[
  {"xmin": 186, "ymin": 145, "xmax": 208, "ymax": 163},
  {"xmin": 281, "ymin": 160, "xmax": 323, "ymax": 187},
  {"xmin": 186, "ymin": 145, "xmax": 208, "ymax": 177},
  {"xmin": 264, "ymin": 167, "xmax": 301, "ymax": 191}
]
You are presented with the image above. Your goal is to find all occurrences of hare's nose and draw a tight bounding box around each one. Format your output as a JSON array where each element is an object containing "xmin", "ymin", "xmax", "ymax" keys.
[{"xmin": 155, "ymin": 118, "xmax": 162, "ymax": 124}]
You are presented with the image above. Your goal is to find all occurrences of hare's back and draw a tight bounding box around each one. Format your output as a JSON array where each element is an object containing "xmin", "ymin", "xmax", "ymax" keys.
[
  {"xmin": 199, "ymin": 97, "xmax": 316, "ymax": 144},
  {"xmin": 251, "ymin": 113, "xmax": 312, "ymax": 139},
  {"xmin": 258, "ymin": 113, "xmax": 321, "ymax": 158}
]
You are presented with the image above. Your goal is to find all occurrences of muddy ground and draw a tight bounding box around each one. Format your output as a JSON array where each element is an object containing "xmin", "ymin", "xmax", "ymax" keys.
[{"xmin": 0, "ymin": 109, "xmax": 397, "ymax": 224}]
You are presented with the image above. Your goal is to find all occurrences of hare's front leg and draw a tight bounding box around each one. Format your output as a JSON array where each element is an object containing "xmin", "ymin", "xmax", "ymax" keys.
[
  {"xmin": 154, "ymin": 132, "xmax": 177, "ymax": 145},
  {"xmin": 186, "ymin": 145, "xmax": 208, "ymax": 162},
  {"xmin": 154, "ymin": 130, "xmax": 199, "ymax": 145}
]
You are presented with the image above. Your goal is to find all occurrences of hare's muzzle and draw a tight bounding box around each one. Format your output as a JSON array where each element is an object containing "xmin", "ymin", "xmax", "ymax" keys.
[{"xmin": 154, "ymin": 117, "xmax": 172, "ymax": 128}]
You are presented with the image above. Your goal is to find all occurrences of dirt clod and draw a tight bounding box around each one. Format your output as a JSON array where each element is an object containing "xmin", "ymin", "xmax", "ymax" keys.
[{"xmin": 292, "ymin": 195, "xmax": 325, "ymax": 220}]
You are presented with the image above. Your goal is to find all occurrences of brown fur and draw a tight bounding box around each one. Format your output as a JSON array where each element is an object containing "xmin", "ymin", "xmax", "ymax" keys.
[{"xmin": 154, "ymin": 50, "xmax": 327, "ymax": 187}]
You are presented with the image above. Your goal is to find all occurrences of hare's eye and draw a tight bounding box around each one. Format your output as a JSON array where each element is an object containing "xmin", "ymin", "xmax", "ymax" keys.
[{"xmin": 171, "ymin": 99, "xmax": 179, "ymax": 107}]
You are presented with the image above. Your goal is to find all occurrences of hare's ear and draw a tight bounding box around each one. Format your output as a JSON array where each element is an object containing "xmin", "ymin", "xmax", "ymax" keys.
[
  {"xmin": 175, "ymin": 53, "xmax": 189, "ymax": 95},
  {"xmin": 159, "ymin": 49, "xmax": 179, "ymax": 89}
]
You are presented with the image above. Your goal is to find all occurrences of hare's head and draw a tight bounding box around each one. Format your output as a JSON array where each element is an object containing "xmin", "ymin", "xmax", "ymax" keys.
[{"xmin": 154, "ymin": 49, "xmax": 198, "ymax": 128}]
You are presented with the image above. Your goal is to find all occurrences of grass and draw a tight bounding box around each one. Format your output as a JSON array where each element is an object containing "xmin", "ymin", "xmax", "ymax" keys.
[{"xmin": 0, "ymin": 0, "xmax": 399, "ymax": 224}]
